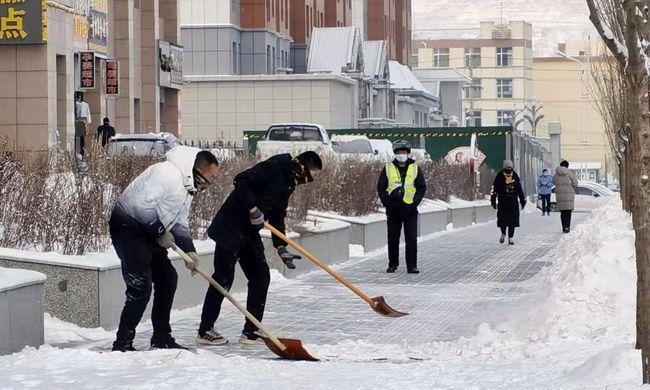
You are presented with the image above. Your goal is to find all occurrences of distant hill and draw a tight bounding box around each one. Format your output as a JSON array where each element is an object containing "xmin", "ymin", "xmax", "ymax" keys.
[{"xmin": 412, "ymin": 0, "xmax": 596, "ymax": 56}]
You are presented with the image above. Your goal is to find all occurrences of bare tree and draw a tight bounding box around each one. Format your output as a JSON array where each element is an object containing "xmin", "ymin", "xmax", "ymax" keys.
[
  {"xmin": 587, "ymin": 53, "xmax": 631, "ymax": 210},
  {"xmin": 586, "ymin": 0, "xmax": 650, "ymax": 382}
]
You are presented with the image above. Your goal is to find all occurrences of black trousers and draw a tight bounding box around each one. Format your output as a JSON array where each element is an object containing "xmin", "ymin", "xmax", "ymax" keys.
[
  {"xmin": 561, "ymin": 210, "xmax": 573, "ymax": 230},
  {"xmin": 199, "ymin": 241, "xmax": 270, "ymax": 335},
  {"xmin": 109, "ymin": 212, "xmax": 178, "ymax": 346},
  {"xmin": 540, "ymin": 194, "xmax": 551, "ymax": 213},
  {"xmin": 387, "ymin": 211, "xmax": 418, "ymax": 269},
  {"xmin": 500, "ymin": 226, "xmax": 516, "ymax": 238},
  {"xmin": 76, "ymin": 135, "xmax": 85, "ymax": 156}
]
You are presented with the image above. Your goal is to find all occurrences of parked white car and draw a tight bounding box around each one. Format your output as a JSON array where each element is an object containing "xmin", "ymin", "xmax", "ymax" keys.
[
  {"xmin": 537, "ymin": 180, "xmax": 618, "ymax": 212},
  {"xmin": 331, "ymin": 135, "xmax": 385, "ymax": 161},
  {"xmin": 255, "ymin": 123, "xmax": 334, "ymax": 161},
  {"xmin": 410, "ymin": 148, "xmax": 432, "ymax": 162},
  {"xmin": 107, "ymin": 132, "xmax": 181, "ymax": 157}
]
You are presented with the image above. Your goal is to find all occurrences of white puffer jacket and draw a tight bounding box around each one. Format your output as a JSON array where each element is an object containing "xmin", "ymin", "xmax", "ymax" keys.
[{"xmin": 116, "ymin": 146, "xmax": 201, "ymax": 244}]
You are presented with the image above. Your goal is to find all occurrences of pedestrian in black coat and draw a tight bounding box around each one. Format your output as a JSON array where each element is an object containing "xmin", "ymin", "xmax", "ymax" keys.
[
  {"xmin": 377, "ymin": 140, "xmax": 426, "ymax": 274},
  {"xmin": 197, "ymin": 151, "xmax": 322, "ymax": 346},
  {"xmin": 491, "ymin": 160, "xmax": 526, "ymax": 245}
]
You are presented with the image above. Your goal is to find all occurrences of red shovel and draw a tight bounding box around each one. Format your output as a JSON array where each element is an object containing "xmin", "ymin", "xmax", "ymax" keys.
[
  {"xmin": 265, "ymin": 222, "xmax": 408, "ymax": 318},
  {"xmin": 172, "ymin": 244, "xmax": 318, "ymax": 361}
]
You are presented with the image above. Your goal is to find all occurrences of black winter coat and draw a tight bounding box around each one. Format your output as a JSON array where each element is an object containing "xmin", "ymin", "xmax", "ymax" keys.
[
  {"xmin": 377, "ymin": 159, "xmax": 426, "ymax": 216},
  {"xmin": 491, "ymin": 169, "xmax": 526, "ymax": 228},
  {"xmin": 207, "ymin": 154, "xmax": 295, "ymax": 253}
]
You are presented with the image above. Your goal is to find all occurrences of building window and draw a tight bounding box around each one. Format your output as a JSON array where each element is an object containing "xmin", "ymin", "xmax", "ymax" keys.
[
  {"xmin": 466, "ymin": 110, "xmax": 482, "ymax": 127},
  {"xmin": 306, "ymin": 6, "xmax": 310, "ymax": 37},
  {"xmin": 497, "ymin": 47, "xmax": 513, "ymax": 66},
  {"xmin": 497, "ymin": 110, "xmax": 515, "ymax": 125},
  {"xmin": 464, "ymin": 48, "xmax": 481, "ymax": 68},
  {"xmin": 238, "ymin": 43, "xmax": 241, "ymax": 73},
  {"xmin": 285, "ymin": 0, "xmax": 288, "ymax": 28},
  {"xmin": 272, "ymin": 46, "xmax": 276, "ymax": 73},
  {"xmin": 464, "ymin": 78, "xmax": 481, "ymax": 99},
  {"xmin": 271, "ymin": 0, "xmax": 274, "ymax": 17},
  {"xmin": 497, "ymin": 78, "xmax": 513, "ymax": 98},
  {"xmin": 232, "ymin": 42, "xmax": 238, "ymax": 73},
  {"xmin": 266, "ymin": 45, "xmax": 271, "ymax": 74},
  {"xmin": 433, "ymin": 48, "xmax": 450, "ymax": 67},
  {"xmin": 266, "ymin": 0, "xmax": 270, "ymax": 21}
]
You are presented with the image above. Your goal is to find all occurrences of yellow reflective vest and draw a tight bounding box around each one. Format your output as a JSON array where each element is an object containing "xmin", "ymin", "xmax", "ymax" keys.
[{"xmin": 385, "ymin": 162, "xmax": 418, "ymax": 205}]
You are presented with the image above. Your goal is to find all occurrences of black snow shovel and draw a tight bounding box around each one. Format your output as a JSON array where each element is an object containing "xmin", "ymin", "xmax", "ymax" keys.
[
  {"xmin": 265, "ymin": 222, "xmax": 409, "ymax": 318},
  {"xmin": 171, "ymin": 244, "xmax": 319, "ymax": 362}
]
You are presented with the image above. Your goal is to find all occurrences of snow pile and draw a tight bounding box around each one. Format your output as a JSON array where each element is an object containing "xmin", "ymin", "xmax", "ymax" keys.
[{"xmin": 514, "ymin": 199, "xmax": 635, "ymax": 343}]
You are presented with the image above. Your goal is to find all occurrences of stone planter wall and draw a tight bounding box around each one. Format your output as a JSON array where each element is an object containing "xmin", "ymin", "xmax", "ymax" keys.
[{"xmin": 0, "ymin": 267, "xmax": 46, "ymax": 355}]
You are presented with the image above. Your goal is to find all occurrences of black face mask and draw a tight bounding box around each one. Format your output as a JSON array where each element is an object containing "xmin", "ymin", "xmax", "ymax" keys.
[
  {"xmin": 193, "ymin": 168, "xmax": 210, "ymax": 193},
  {"xmin": 291, "ymin": 159, "xmax": 313, "ymax": 186},
  {"xmin": 504, "ymin": 168, "xmax": 513, "ymax": 174}
]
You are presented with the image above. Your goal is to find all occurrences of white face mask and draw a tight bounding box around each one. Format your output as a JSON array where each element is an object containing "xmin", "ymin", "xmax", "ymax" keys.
[{"xmin": 395, "ymin": 155, "xmax": 408, "ymax": 163}]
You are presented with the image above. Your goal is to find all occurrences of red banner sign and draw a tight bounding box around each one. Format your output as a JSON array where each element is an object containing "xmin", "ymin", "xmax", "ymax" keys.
[
  {"xmin": 105, "ymin": 59, "xmax": 118, "ymax": 95},
  {"xmin": 79, "ymin": 51, "xmax": 95, "ymax": 89}
]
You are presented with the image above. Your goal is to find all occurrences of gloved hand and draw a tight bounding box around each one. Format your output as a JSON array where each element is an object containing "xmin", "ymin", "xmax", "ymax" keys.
[
  {"xmin": 157, "ymin": 231, "xmax": 175, "ymax": 249},
  {"xmin": 277, "ymin": 246, "xmax": 301, "ymax": 270},
  {"xmin": 390, "ymin": 187, "xmax": 405, "ymax": 202},
  {"xmin": 185, "ymin": 252, "xmax": 200, "ymax": 276},
  {"xmin": 521, "ymin": 199, "xmax": 527, "ymax": 210},
  {"xmin": 490, "ymin": 194, "xmax": 497, "ymax": 210},
  {"xmin": 250, "ymin": 208, "xmax": 265, "ymax": 230}
]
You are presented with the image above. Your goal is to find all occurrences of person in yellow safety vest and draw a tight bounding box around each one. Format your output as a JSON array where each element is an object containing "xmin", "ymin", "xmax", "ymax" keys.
[{"xmin": 377, "ymin": 140, "xmax": 427, "ymax": 274}]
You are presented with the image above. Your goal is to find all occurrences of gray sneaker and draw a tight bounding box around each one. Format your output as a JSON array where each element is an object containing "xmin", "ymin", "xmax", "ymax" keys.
[
  {"xmin": 197, "ymin": 329, "xmax": 228, "ymax": 346},
  {"xmin": 239, "ymin": 330, "xmax": 266, "ymax": 346}
]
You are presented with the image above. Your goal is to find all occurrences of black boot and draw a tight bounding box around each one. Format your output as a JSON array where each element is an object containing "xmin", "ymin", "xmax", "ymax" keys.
[
  {"xmin": 112, "ymin": 340, "xmax": 136, "ymax": 352},
  {"xmin": 386, "ymin": 266, "xmax": 397, "ymax": 273},
  {"xmin": 407, "ymin": 267, "xmax": 419, "ymax": 274},
  {"xmin": 151, "ymin": 337, "xmax": 188, "ymax": 350}
]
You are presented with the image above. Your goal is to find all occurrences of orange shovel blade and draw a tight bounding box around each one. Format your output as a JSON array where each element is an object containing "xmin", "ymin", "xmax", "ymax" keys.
[
  {"xmin": 264, "ymin": 337, "xmax": 319, "ymax": 362},
  {"xmin": 371, "ymin": 296, "xmax": 409, "ymax": 317}
]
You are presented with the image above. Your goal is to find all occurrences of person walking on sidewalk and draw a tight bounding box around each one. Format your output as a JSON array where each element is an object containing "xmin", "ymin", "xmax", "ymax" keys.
[
  {"xmin": 537, "ymin": 168, "xmax": 554, "ymax": 215},
  {"xmin": 553, "ymin": 160, "xmax": 578, "ymax": 233},
  {"xmin": 491, "ymin": 160, "xmax": 526, "ymax": 245},
  {"xmin": 377, "ymin": 140, "xmax": 426, "ymax": 274},
  {"xmin": 97, "ymin": 117, "xmax": 116, "ymax": 148},
  {"xmin": 109, "ymin": 146, "xmax": 220, "ymax": 352},
  {"xmin": 197, "ymin": 151, "xmax": 322, "ymax": 347}
]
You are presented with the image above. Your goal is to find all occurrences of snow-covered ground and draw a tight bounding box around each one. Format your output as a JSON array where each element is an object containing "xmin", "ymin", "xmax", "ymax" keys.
[{"xmin": 0, "ymin": 199, "xmax": 643, "ymax": 389}]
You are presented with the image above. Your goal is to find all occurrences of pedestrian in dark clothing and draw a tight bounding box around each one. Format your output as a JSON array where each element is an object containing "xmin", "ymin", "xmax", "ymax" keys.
[
  {"xmin": 97, "ymin": 117, "xmax": 116, "ymax": 148},
  {"xmin": 377, "ymin": 140, "xmax": 426, "ymax": 274},
  {"xmin": 553, "ymin": 160, "xmax": 578, "ymax": 233},
  {"xmin": 491, "ymin": 160, "xmax": 526, "ymax": 245},
  {"xmin": 197, "ymin": 151, "xmax": 322, "ymax": 346},
  {"xmin": 537, "ymin": 168, "xmax": 554, "ymax": 215},
  {"xmin": 109, "ymin": 146, "xmax": 219, "ymax": 352}
]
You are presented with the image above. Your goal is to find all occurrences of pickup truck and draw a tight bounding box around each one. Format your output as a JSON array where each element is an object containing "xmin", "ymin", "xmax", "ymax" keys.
[{"xmin": 255, "ymin": 123, "xmax": 334, "ymax": 161}]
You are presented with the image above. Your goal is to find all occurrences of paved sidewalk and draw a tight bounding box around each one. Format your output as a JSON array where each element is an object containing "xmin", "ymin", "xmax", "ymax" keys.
[{"xmin": 81, "ymin": 211, "xmax": 585, "ymax": 358}]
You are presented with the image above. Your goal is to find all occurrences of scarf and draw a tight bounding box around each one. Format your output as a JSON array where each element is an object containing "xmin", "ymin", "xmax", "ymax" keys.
[
  {"xmin": 504, "ymin": 172, "xmax": 514, "ymax": 185},
  {"xmin": 291, "ymin": 159, "xmax": 313, "ymax": 185}
]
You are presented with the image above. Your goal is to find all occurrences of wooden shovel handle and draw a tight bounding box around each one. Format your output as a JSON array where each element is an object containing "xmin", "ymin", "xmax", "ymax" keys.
[
  {"xmin": 171, "ymin": 244, "xmax": 287, "ymax": 352},
  {"xmin": 264, "ymin": 222, "xmax": 376, "ymax": 307}
]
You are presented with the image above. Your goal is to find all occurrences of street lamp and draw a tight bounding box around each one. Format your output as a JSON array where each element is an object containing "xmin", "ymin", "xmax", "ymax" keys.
[{"xmin": 555, "ymin": 50, "xmax": 589, "ymax": 180}]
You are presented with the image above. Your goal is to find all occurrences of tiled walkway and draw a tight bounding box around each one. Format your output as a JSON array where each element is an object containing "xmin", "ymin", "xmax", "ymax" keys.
[{"xmin": 79, "ymin": 212, "xmax": 583, "ymax": 359}]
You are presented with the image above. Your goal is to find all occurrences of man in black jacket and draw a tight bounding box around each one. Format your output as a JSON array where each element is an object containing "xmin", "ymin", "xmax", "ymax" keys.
[
  {"xmin": 197, "ymin": 151, "xmax": 322, "ymax": 346},
  {"xmin": 97, "ymin": 117, "xmax": 116, "ymax": 148},
  {"xmin": 377, "ymin": 140, "xmax": 426, "ymax": 274}
]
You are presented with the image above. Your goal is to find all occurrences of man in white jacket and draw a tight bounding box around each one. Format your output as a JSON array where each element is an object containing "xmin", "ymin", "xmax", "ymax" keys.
[{"xmin": 109, "ymin": 146, "xmax": 219, "ymax": 352}]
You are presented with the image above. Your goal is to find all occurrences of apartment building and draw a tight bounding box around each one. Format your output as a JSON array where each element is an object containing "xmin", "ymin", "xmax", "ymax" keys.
[
  {"xmin": 414, "ymin": 21, "xmax": 534, "ymax": 128},
  {"xmin": 534, "ymin": 42, "xmax": 613, "ymax": 182},
  {"xmin": 325, "ymin": 0, "xmax": 352, "ymax": 27},
  {"xmin": 1, "ymin": 0, "xmax": 183, "ymax": 150},
  {"xmin": 351, "ymin": 0, "xmax": 411, "ymax": 66},
  {"xmin": 180, "ymin": 0, "xmax": 292, "ymax": 75}
]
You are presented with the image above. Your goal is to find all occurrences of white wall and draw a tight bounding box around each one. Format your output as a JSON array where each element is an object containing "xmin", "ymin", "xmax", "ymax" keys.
[
  {"xmin": 182, "ymin": 75, "xmax": 357, "ymax": 144},
  {"xmin": 180, "ymin": 0, "xmax": 241, "ymax": 25}
]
